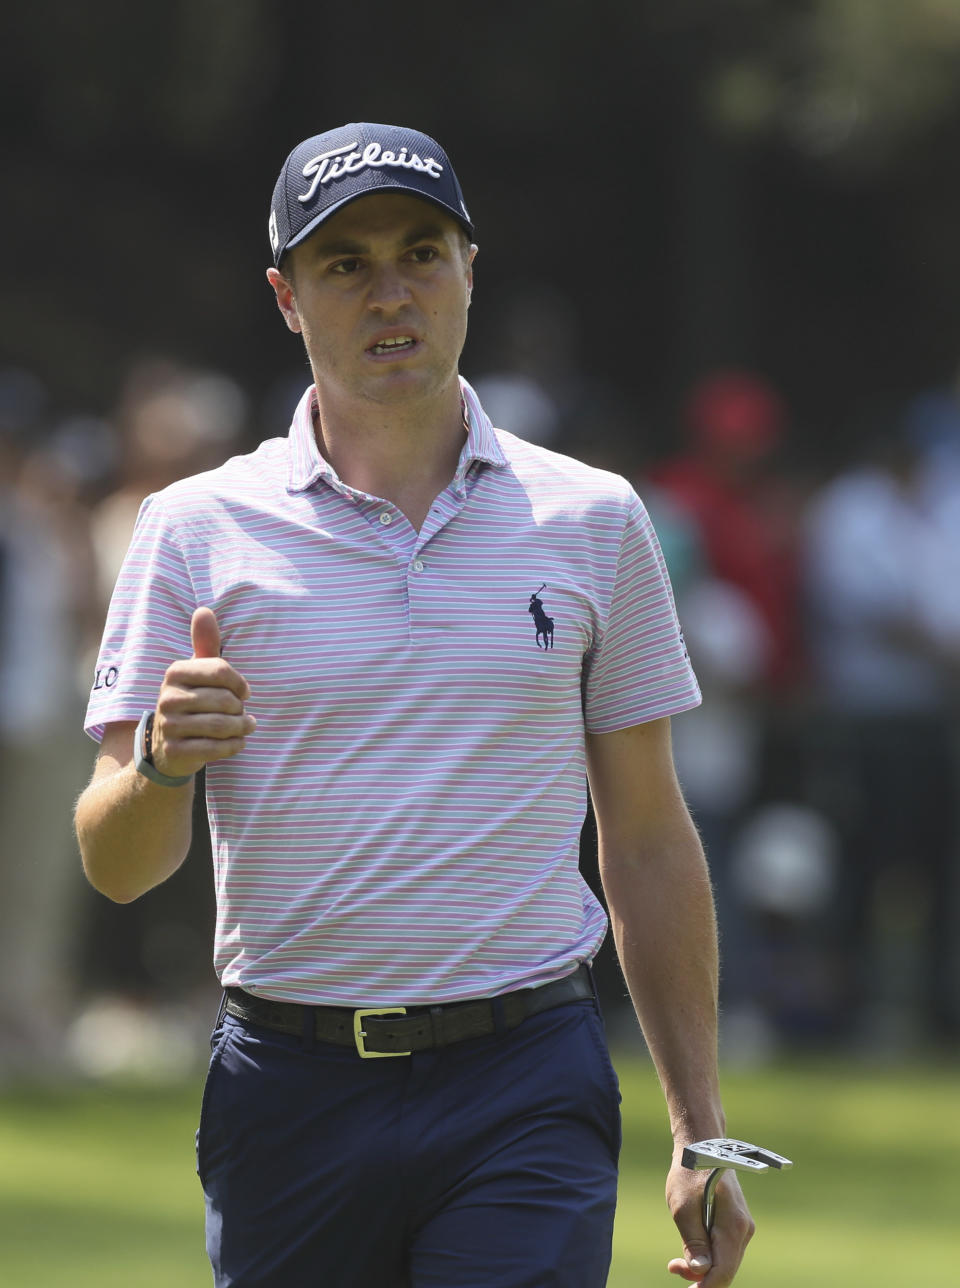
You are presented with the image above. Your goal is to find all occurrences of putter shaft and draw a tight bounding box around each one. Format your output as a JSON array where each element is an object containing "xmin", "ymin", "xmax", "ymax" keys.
[{"xmin": 702, "ymin": 1168, "xmax": 723, "ymax": 1233}]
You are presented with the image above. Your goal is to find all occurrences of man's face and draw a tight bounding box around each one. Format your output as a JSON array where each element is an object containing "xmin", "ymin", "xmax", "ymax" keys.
[{"xmin": 268, "ymin": 193, "xmax": 476, "ymax": 409}]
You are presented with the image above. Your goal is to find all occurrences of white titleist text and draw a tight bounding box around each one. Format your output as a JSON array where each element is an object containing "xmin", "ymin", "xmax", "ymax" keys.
[{"xmin": 298, "ymin": 142, "xmax": 444, "ymax": 204}]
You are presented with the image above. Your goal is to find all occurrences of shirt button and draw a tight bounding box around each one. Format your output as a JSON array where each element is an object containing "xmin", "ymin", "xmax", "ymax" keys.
[
  {"xmin": 412, "ymin": 559, "xmax": 425, "ymax": 572},
  {"xmin": 379, "ymin": 511, "xmax": 393, "ymax": 525}
]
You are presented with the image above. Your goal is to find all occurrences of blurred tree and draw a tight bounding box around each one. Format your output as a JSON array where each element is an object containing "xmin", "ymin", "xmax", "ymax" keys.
[{"xmin": 643, "ymin": 0, "xmax": 960, "ymax": 166}]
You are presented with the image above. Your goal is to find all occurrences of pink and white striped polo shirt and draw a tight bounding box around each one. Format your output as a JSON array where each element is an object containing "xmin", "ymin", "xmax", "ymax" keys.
[{"xmin": 85, "ymin": 378, "xmax": 701, "ymax": 1006}]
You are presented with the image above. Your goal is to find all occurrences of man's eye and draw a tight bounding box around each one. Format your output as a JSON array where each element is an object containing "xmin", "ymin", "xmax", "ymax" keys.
[
  {"xmin": 411, "ymin": 247, "xmax": 438, "ymax": 263},
  {"xmin": 331, "ymin": 258, "xmax": 360, "ymax": 274}
]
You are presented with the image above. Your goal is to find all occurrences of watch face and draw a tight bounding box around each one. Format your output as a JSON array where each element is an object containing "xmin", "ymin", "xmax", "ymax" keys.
[{"xmin": 135, "ymin": 709, "xmax": 155, "ymax": 768}]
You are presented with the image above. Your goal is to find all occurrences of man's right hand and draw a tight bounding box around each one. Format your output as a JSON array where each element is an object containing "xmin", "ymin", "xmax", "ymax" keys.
[{"xmin": 151, "ymin": 607, "xmax": 256, "ymax": 779}]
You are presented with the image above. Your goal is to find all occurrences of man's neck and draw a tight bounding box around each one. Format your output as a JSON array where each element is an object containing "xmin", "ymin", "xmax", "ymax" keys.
[{"xmin": 312, "ymin": 380, "xmax": 467, "ymax": 530}]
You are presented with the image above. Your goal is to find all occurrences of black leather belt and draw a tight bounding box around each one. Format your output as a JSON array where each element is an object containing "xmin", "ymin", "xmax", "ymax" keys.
[{"xmin": 224, "ymin": 964, "xmax": 593, "ymax": 1058}]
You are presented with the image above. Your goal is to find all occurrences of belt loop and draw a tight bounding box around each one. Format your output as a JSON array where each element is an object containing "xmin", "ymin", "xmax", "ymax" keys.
[
  {"xmin": 584, "ymin": 961, "xmax": 603, "ymax": 1017},
  {"xmin": 492, "ymin": 995, "xmax": 507, "ymax": 1036},
  {"xmin": 429, "ymin": 1006, "xmax": 447, "ymax": 1048},
  {"xmin": 301, "ymin": 1005, "xmax": 316, "ymax": 1052}
]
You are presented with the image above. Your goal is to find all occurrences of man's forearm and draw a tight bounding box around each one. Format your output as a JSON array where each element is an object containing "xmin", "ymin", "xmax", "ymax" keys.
[
  {"xmin": 75, "ymin": 761, "xmax": 195, "ymax": 904},
  {"xmin": 600, "ymin": 816, "xmax": 725, "ymax": 1144},
  {"xmin": 587, "ymin": 719, "xmax": 755, "ymax": 1279}
]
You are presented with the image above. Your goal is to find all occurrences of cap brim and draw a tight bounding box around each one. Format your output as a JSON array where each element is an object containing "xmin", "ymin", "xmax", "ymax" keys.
[{"xmin": 278, "ymin": 186, "xmax": 474, "ymax": 266}]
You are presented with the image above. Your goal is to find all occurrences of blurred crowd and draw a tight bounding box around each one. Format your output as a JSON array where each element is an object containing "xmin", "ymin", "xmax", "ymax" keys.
[{"xmin": 2, "ymin": 300, "xmax": 960, "ymax": 1078}]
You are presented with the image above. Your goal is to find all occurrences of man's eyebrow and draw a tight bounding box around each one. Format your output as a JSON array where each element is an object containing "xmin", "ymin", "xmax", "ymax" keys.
[{"xmin": 309, "ymin": 223, "xmax": 451, "ymax": 259}]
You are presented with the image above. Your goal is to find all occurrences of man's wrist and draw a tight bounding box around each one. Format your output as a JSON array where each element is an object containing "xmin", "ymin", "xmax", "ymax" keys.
[{"xmin": 134, "ymin": 710, "xmax": 194, "ymax": 787}]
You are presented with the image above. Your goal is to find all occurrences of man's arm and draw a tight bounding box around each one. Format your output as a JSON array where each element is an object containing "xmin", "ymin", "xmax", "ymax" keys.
[
  {"xmin": 586, "ymin": 716, "xmax": 754, "ymax": 1287},
  {"xmin": 75, "ymin": 720, "xmax": 196, "ymax": 903},
  {"xmin": 75, "ymin": 608, "xmax": 255, "ymax": 903}
]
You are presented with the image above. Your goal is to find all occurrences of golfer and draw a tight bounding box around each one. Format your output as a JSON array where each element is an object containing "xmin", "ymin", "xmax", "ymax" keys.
[{"xmin": 76, "ymin": 122, "xmax": 755, "ymax": 1287}]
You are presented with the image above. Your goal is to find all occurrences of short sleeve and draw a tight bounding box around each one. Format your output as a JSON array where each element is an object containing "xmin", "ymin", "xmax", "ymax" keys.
[
  {"xmin": 582, "ymin": 490, "xmax": 701, "ymax": 733},
  {"xmin": 84, "ymin": 493, "xmax": 197, "ymax": 741}
]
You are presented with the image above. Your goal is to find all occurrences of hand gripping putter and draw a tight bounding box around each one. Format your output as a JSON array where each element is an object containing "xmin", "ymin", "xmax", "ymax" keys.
[{"xmin": 681, "ymin": 1138, "xmax": 793, "ymax": 1232}]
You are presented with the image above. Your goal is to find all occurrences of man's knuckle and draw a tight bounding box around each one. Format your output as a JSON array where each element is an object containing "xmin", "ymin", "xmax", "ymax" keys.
[{"xmin": 731, "ymin": 1208, "xmax": 755, "ymax": 1235}]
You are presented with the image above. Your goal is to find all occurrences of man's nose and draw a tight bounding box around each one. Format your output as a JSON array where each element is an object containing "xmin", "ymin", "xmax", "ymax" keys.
[{"xmin": 368, "ymin": 263, "xmax": 412, "ymax": 310}]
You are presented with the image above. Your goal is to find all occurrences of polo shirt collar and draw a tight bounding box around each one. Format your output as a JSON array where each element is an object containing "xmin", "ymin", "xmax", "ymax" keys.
[
  {"xmin": 286, "ymin": 378, "xmax": 507, "ymax": 495},
  {"xmin": 458, "ymin": 376, "xmax": 507, "ymax": 471},
  {"xmin": 286, "ymin": 386, "xmax": 332, "ymax": 494}
]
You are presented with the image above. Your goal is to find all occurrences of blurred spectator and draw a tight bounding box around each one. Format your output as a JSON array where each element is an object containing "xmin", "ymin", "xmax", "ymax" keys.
[
  {"xmin": 90, "ymin": 358, "xmax": 248, "ymax": 610},
  {"xmin": 671, "ymin": 566, "xmax": 844, "ymax": 1057},
  {"xmin": 471, "ymin": 284, "xmax": 579, "ymax": 448},
  {"xmin": 0, "ymin": 369, "xmax": 94, "ymax": 1077},
  {"xmin": 724, "ymin": 801, "xmax": 841, "ymax": 1058},
  {"xmin": 471, "ymin": 283, "xmax": 640, "ymax": 474},
  {"xmin": 650, "ymin": 369, "xmax": 806, "ymax": 694},
  {"xmin": 804, "ymin": 420, "xmax": 960, "ymax": 1048},
  {"xmin": 648, "ymin": 369, "xmax": 816, "ymax": 1051},
  {"xmin": 902, "ymin": 387, "xmax": 960, "ymax": 540}
]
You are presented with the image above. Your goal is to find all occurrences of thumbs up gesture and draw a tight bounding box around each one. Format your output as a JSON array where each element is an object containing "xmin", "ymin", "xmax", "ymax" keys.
[{"xmin": 150, "ymin": 607, "xmax": 257, "ymax": 779}]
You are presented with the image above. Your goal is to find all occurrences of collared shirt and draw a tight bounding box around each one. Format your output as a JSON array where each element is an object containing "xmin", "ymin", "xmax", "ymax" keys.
[{"xmin": 85, "ymin": 379, "xmax": 701, "ymax": 1005}]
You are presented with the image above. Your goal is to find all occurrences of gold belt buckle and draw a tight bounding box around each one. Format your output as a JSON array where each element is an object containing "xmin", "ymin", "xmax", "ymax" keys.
[{"xmin": 353, "ymin": 1007, "xmax": 410, "ymax": 1058}]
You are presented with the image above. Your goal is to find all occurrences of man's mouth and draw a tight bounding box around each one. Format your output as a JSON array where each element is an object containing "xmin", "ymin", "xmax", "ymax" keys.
[{"xmin": 367, "ymin": 335, "xmax": 417, "ymax": 356}]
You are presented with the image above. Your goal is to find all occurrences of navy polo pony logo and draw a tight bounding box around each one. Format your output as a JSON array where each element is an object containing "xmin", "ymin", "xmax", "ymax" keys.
[{"xmin": 528, "ymin": 584, "xmax": 555, "ymax": 649}]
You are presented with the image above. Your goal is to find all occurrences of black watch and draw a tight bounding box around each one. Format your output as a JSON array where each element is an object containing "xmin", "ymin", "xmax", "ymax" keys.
[{"xmin": 134, "ymin": 710, "xmax": 193, "ymax": 787}]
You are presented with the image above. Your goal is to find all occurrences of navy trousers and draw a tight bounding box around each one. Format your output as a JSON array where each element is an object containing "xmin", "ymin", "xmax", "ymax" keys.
[{"xmin": 196, "ymin": 990, "xmax": 622, "ymax": 1287}]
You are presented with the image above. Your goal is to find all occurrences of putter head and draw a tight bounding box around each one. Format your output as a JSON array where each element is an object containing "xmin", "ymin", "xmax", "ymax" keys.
[{"xmin": 681, "ymin": 1138, "xmax": 793, "ymax": 1175}]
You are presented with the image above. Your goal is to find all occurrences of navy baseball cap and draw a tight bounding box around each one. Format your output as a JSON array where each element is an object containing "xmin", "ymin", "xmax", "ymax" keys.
[{"xmin": 268, "ymin": 122, "xmax": 474, "ymax": 267}]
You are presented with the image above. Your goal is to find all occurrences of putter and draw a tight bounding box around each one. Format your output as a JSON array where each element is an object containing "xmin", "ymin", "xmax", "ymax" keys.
[{"xmin": 681, "ymin": 1138, "xmax": 793, "ymax": 1232}]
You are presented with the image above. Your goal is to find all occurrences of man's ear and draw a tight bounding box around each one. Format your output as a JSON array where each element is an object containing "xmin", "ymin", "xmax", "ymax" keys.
[
  {"xmin": 266, "ymin": 266, "xmax": 302, "ymax": 334},
  {"xmin": 466, "ymin": 243, "xmax": 477, "ymax": 303}
]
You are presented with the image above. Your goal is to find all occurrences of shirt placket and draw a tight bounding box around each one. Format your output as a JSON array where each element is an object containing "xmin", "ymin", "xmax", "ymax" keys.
[{"xmin": 355, "ymin": 475, "xmax": 475, "ymax": 641}]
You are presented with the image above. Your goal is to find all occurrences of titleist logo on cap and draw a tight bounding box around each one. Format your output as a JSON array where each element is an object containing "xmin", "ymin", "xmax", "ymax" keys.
[{"xmin": 298, "ymin": 141, "xmax": 445, "ymax": 205}]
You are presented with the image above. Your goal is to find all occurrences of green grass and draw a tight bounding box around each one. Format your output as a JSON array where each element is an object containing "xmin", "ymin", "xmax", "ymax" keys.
[
  {"xmin": 0, "ymin": 1054, "xmax": 955, "ymax": 1286},
  {"xmin": 610, "ymin": 1054, "xmax": 958, "ymax": 1286},
  {"xmin": 0, "ymin": 1079, "xmax": 209, "ymax": 1287}
]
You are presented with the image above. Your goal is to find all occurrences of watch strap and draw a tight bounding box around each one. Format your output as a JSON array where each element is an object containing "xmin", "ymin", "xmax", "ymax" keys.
[{"xmin": 134, "ymin": 710, "xmax": 194, "ymax": 787}]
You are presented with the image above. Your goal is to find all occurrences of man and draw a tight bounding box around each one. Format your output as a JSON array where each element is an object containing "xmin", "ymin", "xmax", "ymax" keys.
[{"xmin": 76, "ymin": 122, "xmax": 754, "ymax": 1287}]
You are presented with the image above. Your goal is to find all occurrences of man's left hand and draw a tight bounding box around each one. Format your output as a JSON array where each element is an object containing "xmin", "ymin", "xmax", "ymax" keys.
[{"xmin": 665, "ymin": 1152, "xmax": 756, "ymax": 1286}]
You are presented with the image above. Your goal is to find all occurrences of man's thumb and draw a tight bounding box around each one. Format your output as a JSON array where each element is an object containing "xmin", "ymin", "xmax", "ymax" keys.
[
  {"xmin": 191, "ymin": 606, "xmax": 222, "ymax": 659},
  {"xmin": 671, "ymin": 1207, "xmax": 712, "ymax": 1279}
]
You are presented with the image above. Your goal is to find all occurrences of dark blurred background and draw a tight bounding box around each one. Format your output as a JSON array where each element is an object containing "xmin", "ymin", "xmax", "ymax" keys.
[{"xmin": 3, "ymin": 0, "xmax": 960, "ymax": 1078}]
